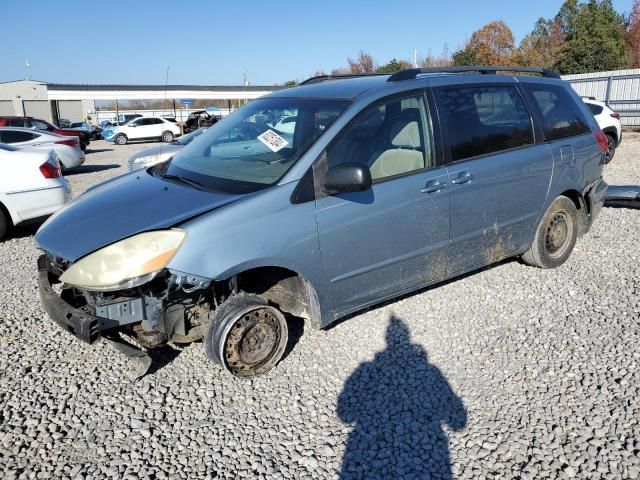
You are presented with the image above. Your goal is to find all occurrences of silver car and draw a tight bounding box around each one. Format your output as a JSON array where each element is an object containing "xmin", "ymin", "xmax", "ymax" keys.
[{"xmin": 127, "ymin": 127, "xmax": 208, "ymax": 171}]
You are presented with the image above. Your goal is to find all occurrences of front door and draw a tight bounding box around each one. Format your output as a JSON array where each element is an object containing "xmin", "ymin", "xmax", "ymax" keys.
[
  {"xmin": 315, "ymin": 92, "xmax": 451, "ymax": 317},
  {"xmin": 434, "ymin": 84, "xmax": 553, "ymax": 274}
]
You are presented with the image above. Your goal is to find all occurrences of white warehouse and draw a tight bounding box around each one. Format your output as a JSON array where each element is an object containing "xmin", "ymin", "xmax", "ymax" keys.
[{"xmin": 0, "ymin": 79, "xmax": 283, "ymax": 124}]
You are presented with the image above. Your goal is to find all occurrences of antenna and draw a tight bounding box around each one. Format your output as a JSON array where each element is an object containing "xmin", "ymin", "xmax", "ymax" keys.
[
  {"xmin": 243, "ymin": 68, "xmax": 248, "ymax": 86},
  {"xmin": 26, "ymin": 59, "xmax": 31, "ymax": 80},
  {"xmin": 413, "ymin": 49, "xmax": 418, "ymax": 68}
]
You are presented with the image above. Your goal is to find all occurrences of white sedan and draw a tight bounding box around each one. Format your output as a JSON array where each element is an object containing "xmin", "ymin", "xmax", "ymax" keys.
[
  {"xmin": 0, "ymin": 144, "xmax": 71, "ymax": 240},
  {"xmin": 0, "ymin": 127, "xmax": 85, "ymax": 169}
]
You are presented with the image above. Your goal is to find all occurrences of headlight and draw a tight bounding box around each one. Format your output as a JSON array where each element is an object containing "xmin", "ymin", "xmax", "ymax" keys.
[
  {"xmin": 60, "ymin": 230, "xmax": 186, "ymax": 291},
  {"xmin": 134, "ymin": 154, "xmax": 162, "ymax": 166}
]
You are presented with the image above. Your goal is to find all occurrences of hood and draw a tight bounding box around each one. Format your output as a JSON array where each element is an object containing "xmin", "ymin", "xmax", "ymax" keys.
[{"xmin": 36, "ymin": 170, "xmax": 243, "ymax": 261}]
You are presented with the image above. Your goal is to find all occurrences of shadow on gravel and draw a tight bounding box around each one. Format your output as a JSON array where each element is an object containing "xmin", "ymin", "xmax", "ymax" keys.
[
  {"xmin": 337, "ymin": 316, "xmax": 466, "ymax": 480},
  {"xmin": 145, "ymin": 344, "xmax": 182, "ymax": 376},
  {"xmin": 65, "ymin": 164, "xmax": 121, "ymax": 175},
  {"xmin": 282, "ymin": 314, "xmax": 305, "ymax": 363},
  {"xmin": 7, "ymin": 220, "xmax": 45, "ymax": 240}
]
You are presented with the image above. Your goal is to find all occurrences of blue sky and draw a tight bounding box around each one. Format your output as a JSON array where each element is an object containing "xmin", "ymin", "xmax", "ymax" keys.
[{"xmin": 1, "ymin": 0, "xmax": 634, "ymax": 86}]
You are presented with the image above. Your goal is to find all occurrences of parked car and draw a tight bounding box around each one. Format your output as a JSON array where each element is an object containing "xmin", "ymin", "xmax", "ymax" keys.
[
  {"xmin": 272, "ymin": 115, "xmax": 296, "ymax": 134},
  {"xmin": 128, "ymin": 127, "xmax": 208, "ymax": 171},
  {"xmin": 0, "ymin": 127, "xmax": 85, "ymax": 169},
  {"xmin": 103, "ymin": 116, "xmax": 182, "ymax": 145},
  {"xmin": 99, "ymin": 120, "xmax": 114, "ymax": 129},
  {"xmin": 70, "ymin": 122, "xmax": 103, "ymax": 141},
  {"xmin": 58, "ymin": 118, "xmax": 72, "ymax": 128},
  {"xmin": 0, "ymin": 116, "xmax": 90, "ymax": 151},
  {"xmin": 184, "ymin": 110, "xmax": 219, "ymax": 133},
  {"xmin": 582, "ymin": 98, "xmax": 621, "ymax": 163},
  {"xmin": 35, "ymin": 66, "xmax": 607, "ymax": 378},
  {"xmin": 0, "ymin": 144, "xmax": 71, "ymax": 240},
  {"xmin": 110, "ymin": 113, "xmax": 143, "ymax": 126}
]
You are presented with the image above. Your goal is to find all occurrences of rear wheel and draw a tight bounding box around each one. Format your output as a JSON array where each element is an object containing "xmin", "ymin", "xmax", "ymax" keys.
[
  {"xmin": 522, "ymin": 196, "xmax": 578, "ymax": 269},
  {"xmin": 205, "ymin": 294, "xmax": 288, "ymax": 378},
  {"xmin": 604, "ymin": 134, "xmax": 616, "ymax": 164},
  {"xmin": 161, "ymin": 131, "xmax": 174, "ymax": 143},
  {"xmin": 115, "ymin": 134, "xmax": 128, "ymax": 145}
]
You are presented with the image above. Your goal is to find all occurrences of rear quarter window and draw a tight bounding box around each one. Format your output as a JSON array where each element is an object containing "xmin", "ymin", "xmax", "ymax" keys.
[
  {"xmin": 586, "ymin": 103, "xmax": 603, "ymax": 115},
  {"xmin": 435, "ymin": 85, "xmax": 534, "ymax": 162},
  {"xmin": 523, "ymin": 83, "xmax": 590, "ymax": 141}
]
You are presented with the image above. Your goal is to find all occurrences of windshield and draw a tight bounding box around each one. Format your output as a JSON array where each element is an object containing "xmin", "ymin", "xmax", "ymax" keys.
[{"xmin": 163, "ymin": 97, "xmax": 350, "ymax": 194}]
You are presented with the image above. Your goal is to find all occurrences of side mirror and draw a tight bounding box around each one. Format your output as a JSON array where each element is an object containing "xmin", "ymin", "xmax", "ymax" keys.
[{"xmin": 325, "ymin": 163, "xmax": 372, "ymax": 193}]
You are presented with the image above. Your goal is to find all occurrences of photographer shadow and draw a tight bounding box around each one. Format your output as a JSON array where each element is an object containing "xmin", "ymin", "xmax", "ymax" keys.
[{"xmin": 337, "ymin": 316, "xmax": 467, "ymax": 480}]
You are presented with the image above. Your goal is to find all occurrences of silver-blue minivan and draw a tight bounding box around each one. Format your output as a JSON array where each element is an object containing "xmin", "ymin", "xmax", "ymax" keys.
[{"xmin": 36, "ymin": 66, "xmax": 608, "ymax": 377}]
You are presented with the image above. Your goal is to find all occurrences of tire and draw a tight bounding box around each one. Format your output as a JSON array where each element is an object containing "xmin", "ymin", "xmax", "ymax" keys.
[
  {"xmin": 161, "ymin": 131, "xmax": 174, "ymax": 143},
  {"xmin": 115, "ymin": 134, "xmax": 128, "ymax": 145},
  {"xmin": 522, "ymin": 196, "xmax": 578, "ymax": 269},
  {"xmin": 205, "ymin": 293, "xmax": 288, "ymax": 378},
  {"xmin": 604, "ymin": 134, "xmax": 616, "ymax": 164},
  {"xmin": 0, "ymin": 208, "xmax": 8, "ymax": 241}
]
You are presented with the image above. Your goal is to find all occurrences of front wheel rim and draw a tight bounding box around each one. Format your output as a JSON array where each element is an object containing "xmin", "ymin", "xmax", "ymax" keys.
[
  {"xmin": 544, "ymin": 211, "xmax": 572, "ymax": 258},
  {"xmin": 221, "ymin": 306, "xmax": 287, "ymax": 377}
]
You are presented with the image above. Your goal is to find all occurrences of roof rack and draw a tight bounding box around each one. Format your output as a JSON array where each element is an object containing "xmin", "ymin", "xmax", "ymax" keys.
[
  {"xmin": 387, "ymin": 66, "xmax": 561, "ymax": 82},
  {"xmin": 299, "ymin": 72, "xmax": 389, "ymax": 86}
]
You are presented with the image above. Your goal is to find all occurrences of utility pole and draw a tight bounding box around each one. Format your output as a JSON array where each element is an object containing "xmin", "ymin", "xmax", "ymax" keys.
[{"xmin": 413, "ymin": 49, "xmax": 418, "ymax": 68}]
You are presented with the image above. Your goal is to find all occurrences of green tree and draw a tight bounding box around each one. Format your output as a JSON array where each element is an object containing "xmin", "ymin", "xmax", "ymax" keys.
[
  {"xmin": 553, "ymin": 0, "xmax": 628, "ymax": 74},
  {"xmin": 376, "ymin": 58, "xmax": 412, "ymax": 73},
  {"xmin": 283, "ymin": 80, "xmax": 298, "ymax": 87}
]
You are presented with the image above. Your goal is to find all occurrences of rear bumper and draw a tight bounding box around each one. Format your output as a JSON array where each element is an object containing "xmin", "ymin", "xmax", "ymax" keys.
[
  {"xmin": 37, "ymin": 255, "xmax": 100, "ymax": 343},
  {"xmin": 586, "ymin": 177, "xmax": 608, "ymax": 228}
]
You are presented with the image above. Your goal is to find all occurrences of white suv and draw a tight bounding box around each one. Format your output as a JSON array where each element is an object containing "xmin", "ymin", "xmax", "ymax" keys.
[
  {"xmin": 110, "ymin": 117, "xmax": 181, "ymax": 145},
  {"xmin": 582, "ymin": 98, "xmax": 621, "ymax": 163}
]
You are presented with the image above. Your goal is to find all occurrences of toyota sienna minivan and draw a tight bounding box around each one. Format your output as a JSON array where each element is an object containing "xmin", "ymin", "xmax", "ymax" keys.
[{"xmin": 36, "ymin": 66, "xmax": 608, "ymax": 377}]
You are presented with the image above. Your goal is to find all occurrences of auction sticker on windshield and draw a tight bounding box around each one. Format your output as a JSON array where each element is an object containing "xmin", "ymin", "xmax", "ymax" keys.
[{"xmin": 257, "ymin": 130, "xmax": 289, "ymax": 152}]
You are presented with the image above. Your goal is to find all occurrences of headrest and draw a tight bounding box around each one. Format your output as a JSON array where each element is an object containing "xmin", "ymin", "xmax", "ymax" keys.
[{"xmin": 390, "ymin": 108, "xmax": 421, "ymax": 148}]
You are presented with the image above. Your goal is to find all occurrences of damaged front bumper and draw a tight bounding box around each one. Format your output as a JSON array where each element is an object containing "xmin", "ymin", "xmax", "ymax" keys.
[{"xmin": 37, "ymin": 254, "xmax": 213, "ymax": 348}]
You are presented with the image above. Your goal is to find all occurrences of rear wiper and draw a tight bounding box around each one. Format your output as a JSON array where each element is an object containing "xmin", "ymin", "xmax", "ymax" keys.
[{"xmin": 162, "ymin": 174, "xmax": 206, "ymax": 190}]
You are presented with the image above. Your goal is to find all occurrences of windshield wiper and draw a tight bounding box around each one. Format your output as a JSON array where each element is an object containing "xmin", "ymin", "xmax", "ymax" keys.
[{"xmin": 162, "ymin": 173, "xmax": 206, "ymax": 190}]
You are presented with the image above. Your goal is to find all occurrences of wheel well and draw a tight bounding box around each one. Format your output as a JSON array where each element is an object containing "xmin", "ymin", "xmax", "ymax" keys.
[
  {"xmin": 602, "ymin": 127, "xmax": 618, "ymax": 143},
  {"xmin": 235, "ymin": 266, "xmax": 321, "ymax": 329},
  {"xmin": 560, "ymin": 189, "xmax": 589, "ymax": 235},
  {"xmin": 0, "ymin": 200, "xmax": 13, "ymax": 229}
]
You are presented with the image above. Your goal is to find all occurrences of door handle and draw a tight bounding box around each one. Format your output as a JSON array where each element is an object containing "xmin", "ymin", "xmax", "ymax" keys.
[
  {"xmin": 421, "ymin": 181, "xmax": 448, "ymax": 193},
  {"xmin": 451, "ymin": 171, "xmax": 473, "ymax": 185}
]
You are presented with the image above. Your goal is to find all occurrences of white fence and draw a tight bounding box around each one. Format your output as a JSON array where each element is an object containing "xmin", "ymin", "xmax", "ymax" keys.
[
  {"xmin": 94, "ymin": 108, "xmax": 232, "ymax": 124},
  {"xmin": 563, "ymin": 68, "xmax": 640, "ymax": 127}
]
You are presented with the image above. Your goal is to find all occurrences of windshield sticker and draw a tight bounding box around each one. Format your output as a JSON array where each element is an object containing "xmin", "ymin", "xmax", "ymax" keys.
[{"xmin": 257, "ymin": 129, "xmax": 289, "ymax": 152}]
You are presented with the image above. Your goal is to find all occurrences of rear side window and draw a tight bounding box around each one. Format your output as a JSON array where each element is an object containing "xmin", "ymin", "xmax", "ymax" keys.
[
  {"xmin": 0, "ymin": 130, "xmax": 37, "ymax": 143},
  {"xmin": 586, "ymin": 103, "xmax": 603, "ymax": 115},
  {"xmin": 523, "ymin": 83, "xmax": 590, "ymax": 141},
  {"xmin": 436, "ymin": 85, "xmax": 533, "ymax": 162}
]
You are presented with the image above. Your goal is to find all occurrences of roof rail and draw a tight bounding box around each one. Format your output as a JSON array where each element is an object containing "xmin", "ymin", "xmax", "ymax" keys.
[
  {"xmin": 299, "ymin": 72, "xmax": 388, "ymax": 86},
  {"xmin": 387, "ymin": 66, "xmax": 561, "ymax": 82}
]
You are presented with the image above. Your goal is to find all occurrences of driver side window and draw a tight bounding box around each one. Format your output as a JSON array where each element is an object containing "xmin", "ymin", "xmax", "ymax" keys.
[{"xmin": 325, "ymin": 93, "xmax": 433, "ymax": 182}]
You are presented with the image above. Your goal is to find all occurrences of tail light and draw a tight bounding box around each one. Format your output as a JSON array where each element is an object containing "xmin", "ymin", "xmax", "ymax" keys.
[
  {"xmin": 610, "ymin": 112, "xmax": 620, "ymax": 120},
  {"xmin": 56, "ymin": 139, "xmax": 79, "ymax": 147},
  {"xmin": 594, "ymin": 130, "xmax": 608, "ymax": 155},
  {"xmin": 40, "ymin": 160, "xmax": 61, "ymax": 178}
]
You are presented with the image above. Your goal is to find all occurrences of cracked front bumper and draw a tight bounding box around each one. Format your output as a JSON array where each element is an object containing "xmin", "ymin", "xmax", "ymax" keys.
[{"xmin": 38, "ymin": 254, "xmax": 100, "ymax": 343}]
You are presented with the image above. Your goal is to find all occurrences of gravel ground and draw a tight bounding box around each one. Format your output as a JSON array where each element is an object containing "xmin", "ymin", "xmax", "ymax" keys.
[{"xmin": 1, "ymin": 135, "xmax": 639, "ymax": 480}]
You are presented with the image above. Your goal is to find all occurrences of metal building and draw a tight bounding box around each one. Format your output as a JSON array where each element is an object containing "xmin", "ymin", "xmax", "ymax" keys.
[{"xmin": 0, "ymin": 79, "xmax": 283, "ymax": 124}]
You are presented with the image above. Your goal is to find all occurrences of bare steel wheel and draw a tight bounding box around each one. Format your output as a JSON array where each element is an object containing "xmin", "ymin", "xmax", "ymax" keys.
[
  {"xmin": 205, "ymin": 294, "xmax": 288, "ymax": 377},
  {"xmin": 161, "ymin": 130, "xmax": 174, "ymax": 143},
  {"xmin": 522, "ymin": 195, "xmax": 578, "ymax": 269}
]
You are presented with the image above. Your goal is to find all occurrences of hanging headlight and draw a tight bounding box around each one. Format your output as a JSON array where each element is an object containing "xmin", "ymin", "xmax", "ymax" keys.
[{"xmin": 60, "ymin": 230, "xmax": 186, "ymax": 291}]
